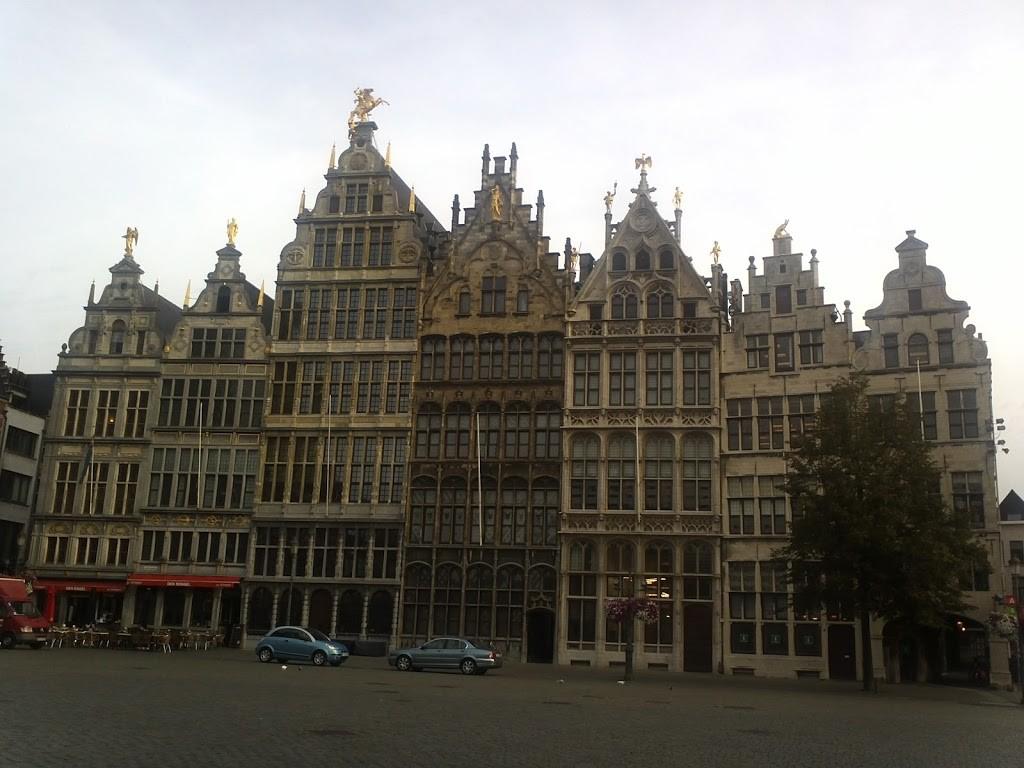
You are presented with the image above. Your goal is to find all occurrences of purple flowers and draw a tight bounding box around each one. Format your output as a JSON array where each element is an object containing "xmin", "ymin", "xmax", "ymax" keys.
[{"xmin": 606, "ymin": 597, "xmax": 660, "ymax": 624}]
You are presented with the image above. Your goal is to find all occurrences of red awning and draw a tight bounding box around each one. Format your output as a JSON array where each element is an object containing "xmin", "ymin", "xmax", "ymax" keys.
[
  {"xmin": 126, "ymin": 574, "xmax": 241, "ymax": 589},
  {"xmin": 34, "ymin": 579, "xmax": 126, "ymax": 594}
]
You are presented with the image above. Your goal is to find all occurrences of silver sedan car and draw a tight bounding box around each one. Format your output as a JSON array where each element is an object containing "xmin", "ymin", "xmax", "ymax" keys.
[{"xmin": 388, "ymin": 637, "xmax": 503, "ymax": 675}]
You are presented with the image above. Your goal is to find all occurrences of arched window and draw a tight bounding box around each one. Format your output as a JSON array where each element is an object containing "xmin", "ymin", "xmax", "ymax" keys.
[
  {"xmin": 534, "ymin": 403, "xmax": 561, "ymax": 460},
  {"xmin": 504, "ymin": 402, "xmax": 530, "ymax": 459},
  {"xmin": 479, "ymin": 335, "xmax": 504, "ymax": 379},
  {"xmin": 495, "ymin": 565, "xmax": 524, "ymax": 639},
  {"xmin": 333, "ymin": 589, "xmax": 362, "ymax": 638},
  {"xmin": 537, "ymin": 334, "xmax": 563, "ymax": 378},
  {"xmin": 907, "ymin": 333, "xmax": 929, "ymax": 365},
  {"xmin": 683, "ymin": 433, "xmax": 713, "ymax": 511},
  {"xmin": 567, "ymin": 541, "xmax": 596, "ymax": 648},
  {"xmin": 414, "ymin": 405, "xmax": 441, "ymax": 459},
  {"xmin": 277, "ymin": 587, "xmax": 303, "ymax": 626},
  {"xmin": 530, "ymin": 477, "xmax": 559, "ymax": 546},
  {"xmin": 439, "ymin": 477, "xmax": 467, "ymax": 544},
  {"xmin": 420, "ymin": 337, "xmax": 446, "ymax": 381},
  {"xmin": 646, "ymin": 286, "xmax": 675, "ymax": 319},
  {"xmin": 500, "ymin": 477, "xmax": 528, "ymax": 544},
  {"xmin": 477, "ymin": 402, "xmax": 501, "ymax": 459},
  {"xmin": 571, "ymin": 435, "xmax": 599, "ymax": 510},
  {"xmin": 611, "ymin": 250, "xmax": 627, "ymax": 272},
  {"xmin": 247, "ymin": 586, "xmax": 273, "ymax": 631},
  {"xmin": 508, "ymin": 334, "xmax": 534, "ymax": 379},
  {"xmin": 444, "ymin": 403, "xmax": 471, "ymax": 458},
  {"xmin": 401, "ymin": 563, "xmax": 431, "ymax": 637},
  {"xmin": 464, "ymin": 564, "xmax": 494, "ymax": 638},
  {"xmin": 658, "ymin": 249, "xmax": 675, "ymax": 270},
  {"xmin": 433, "ymin": 563, "xmax": 462, "ymax": 636},
  {"xmin": 605, "ymin": 540, "xmax": 636, "ymax": 648},
  {"xmin": 409, "ymin": 477, "xmax": 437, "ymax": 544},
  {"xmin": 644, "ymin": 434, "xmax": 675, "ymax": 511},
  {"xmin": 109, "ymin": 320, "xmax": 126, "ymax": 355},
  {"xmin": 528, "ymin": 565, "xmax": 556, "ymax": 595},
  {"xmin": 635, "ymin": 249, "xmax": 651, "ymax": 271},
  {"xmin": 683, "ymin": 541, "xmax": 713, "ymax": 600},
  {"xmin": 611, "ymin": 286, "xmax": 639, "ymax": 320},
  {"xmin": 450, "ymin": 335, "xmax": 475, "ymax": 380},
  {"xmin": 643, "ymin": 541, "xmax": 674, "ymax": 651},
  {"xmin": 607, "ymin": 434, "xmax": 636, "ymax": 511},
  {"xmin": 216, "ymin": 286, "xmax": 231, "ymax": 313}
]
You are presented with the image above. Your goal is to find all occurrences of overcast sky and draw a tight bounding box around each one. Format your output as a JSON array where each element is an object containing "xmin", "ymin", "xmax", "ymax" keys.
[{"xmin": 2, "ymin": 1, "xmax": 1022, "ymax": 494}]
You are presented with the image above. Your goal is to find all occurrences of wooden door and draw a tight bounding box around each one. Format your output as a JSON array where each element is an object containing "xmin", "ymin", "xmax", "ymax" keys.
[
  {"xmin": 683, "ymin": 603, "xmax": 713, "ymax": 672},
  {"xmin": 828, "ymin": 625, "xmax": 857, "ymax": 680}
]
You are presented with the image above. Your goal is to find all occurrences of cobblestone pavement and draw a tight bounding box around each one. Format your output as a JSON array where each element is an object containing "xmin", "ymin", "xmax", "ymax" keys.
[{"xmin": 2, "ymin": 647, "xmax": 1019, "ymax": 768}]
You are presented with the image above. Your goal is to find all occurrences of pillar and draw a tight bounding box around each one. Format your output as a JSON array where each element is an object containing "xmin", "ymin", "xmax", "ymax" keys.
[
  {"xmin": 360, "ymin": 589, "xmax": 370, "ymax": 639},
  {"xmin": 153, "ymin": 590, "xmax": 165, "ymax": 629},
  {"xmin": 211, "ymin": 587, "xmax": 223, "ymax": 630},
  {"xmin": 239, "ymin": 585, "xmax": 249, "ymax": 647},
  {"xmin": 330, "ymin": 588, "xmax": 340, "ymax": 637},
  {"xmin": 301, "ymin": 586, "xmax": 311, "ymax": 627},
  {"xmin": 182, "ymin": 590, "xmax": 194, "ymax": 629},
  {"xmin": 270, "ymin": 589, "xmax": 280, "ymax": 629}
]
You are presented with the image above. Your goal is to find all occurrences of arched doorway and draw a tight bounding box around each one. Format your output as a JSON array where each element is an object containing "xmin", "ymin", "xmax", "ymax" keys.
[
  {"xmin": 940, "ymin": 615, "xmax": 989, "ymax": 686},
  {"xmin": 336, "ymin": 589, "xmax": 362, "ymax": 637},
  {"xmin": 308, "ymin": 589, "xmax": 332, "ymax": 634},
  {"xmin": 277, "ymin": 587, "xmax": 302, "ymax": 627},
  {"xmin": 366, "ymin": 590, "xmax": 393, "ymax": 636},
  {"xmin": 526, "ymin": 609, "xmax": 554, "ymax": 663}
]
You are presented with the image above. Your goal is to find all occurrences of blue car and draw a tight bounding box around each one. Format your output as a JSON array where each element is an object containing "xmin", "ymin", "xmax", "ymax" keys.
[{"xmin": 255, "ymin": 626, "xmax": 349, "ymax": 667}]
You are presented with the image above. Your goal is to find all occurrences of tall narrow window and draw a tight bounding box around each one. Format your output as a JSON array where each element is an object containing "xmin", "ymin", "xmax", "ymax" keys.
[
  {"xmin": 907, "ymin": 333, "xmax": 929, "ymax": 365},
  {"xmin": 952, "ymin": 472, "xmax": 985, "ymax": 527},
  {"xmin": 798, "ymin": 330, "xmax": 823, "ymax": 365},
  {"xmin": 609, "ymin": 352, "xmax": 636, "ymax": 406},
  {"xmin": 643, "ymin": 435, "xmax": 674, "ymax": 511},
  {"xmin": 65, "ymin": 390, "xmax": 91, "ymax": 436},
  {"xmin": 444, "ymin": 404, "xmax": 471, "ymax": 459},
  {"xmin": 683, "ymin": 434, "xmax": 713, "ymax": 511},
  {"xmin": 774, "ymin": 285, "xmax": 792, "ymax": 314},
  {"xmin": 216, "ymin": 286, "xmax": 231, "ymax": 313},
  {"xmin": 728, "ymin": 477, "xmax": 755, "ymax": 535},
  {"xmin": 726, "ymin": 399, "xmax": 753, "ymax": 451},
  {"xmin": 414, "ymin": 405, "xmax": 442, "ymax": 459},
  {"xmin": 937, "ymin": 329, "xmax": 954, "ymax": 365},
  {"xmin": 759, "ymin": 475, "xmax": 787, "ymax": 534},
  {"xmin": 947, "ymin": 389, "xmax": 978, "ymax": 439},
  {"xmin": 882, "ymin": 333, "xmax": 900, "ymax": 368},
  {"xmin": 682, "ymin": 349, "xmax": 711, "ymax": 405},
  {"xmin": 607, "ymin": 435, "xmax": 636, "ymax": 512},
  {"xmin": 503, "ymin": 403, "xmax": 531, "ymax": 460},
  {"xmin": 570, "ymin": 436, "xmax": 599, "ymax": 510},
  {"xmin": 109, "ymin": 320, "xmax": 126, "ymax": 354},
  {"xmin": 645, "ymin": 350, "xmax": 674, "ymax": 407},
  {"xmin": 572, "ymin": 352, "xmax": 600, "ymax": 406},
  {"xmin": 481, "ymin": 275, "xmax": 507, "ymax": 315},
  {"xmin": 908, "ymin": 288, "xmax": 922, "ymax": 312},
  {"xmin": 746, "ymin": 335, "xmax": 769, "ymax": 369},
  {"xmin": 757, "ymin": 397, "xmax": 785, "ymax": 450},
  {"xmin": 774, "ymin": 334, "xmax": 794, "ymax": 372},
  {"xmin": 95, "ymin": 390, "xmax": 120, "ymax": 437}
]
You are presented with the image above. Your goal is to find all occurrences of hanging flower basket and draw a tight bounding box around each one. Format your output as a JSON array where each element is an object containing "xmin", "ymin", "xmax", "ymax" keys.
[
  {"xmin": 606, "ymin": 596, "xmax": 660, "ymax": 624},
  {"xmin": 987, "ymin": 611, "xmax": 1018, "ymax": 639}
]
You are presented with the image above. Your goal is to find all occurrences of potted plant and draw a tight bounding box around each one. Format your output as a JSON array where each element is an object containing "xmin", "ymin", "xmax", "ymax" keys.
[{"xmin": 606, "ymin": 596, "xmax": 660, "ymax": 682}]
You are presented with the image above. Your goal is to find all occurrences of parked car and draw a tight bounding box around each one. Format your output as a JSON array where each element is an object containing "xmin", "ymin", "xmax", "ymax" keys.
[
  {"xmin": 255, "ymin": 626, "xmax": 349, "ymax": 667},
  {"xmin": 0, "ymin": 578, "xmax": 49, "ymax": 650},
  {"xmin": 388, "ymin": 637, "xmax": 502, "ymax": 675}
]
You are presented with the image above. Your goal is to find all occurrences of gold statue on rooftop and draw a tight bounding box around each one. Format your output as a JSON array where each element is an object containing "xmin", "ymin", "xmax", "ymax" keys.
[
  {"xmin": 490, "ymin": 184, "xmax": 503, "ymax": 220},
  {"xmin": 673, "ymin": 186, "xmax": 683, "ymax": 209},
  {"xmin": 348, "ymin": 87, "xmax": 389, "ymax": 134},
  {"xmin": 226, "ymin": 218, "xmax": 238, "ymax": 246},
  {"xmin": 774, "ymin": 219, "xmax": 790, "ymax": 238},
  {"xmin": 711, "ymin": 241, "xmax": 721, "ymax": 265},
  {"xmin": 603, "ymin": 182, "xmax": 617, "ymax": 213},
  {"xmin": 122, "ymin": 227, "xmax": 139, "ymax": 257}
]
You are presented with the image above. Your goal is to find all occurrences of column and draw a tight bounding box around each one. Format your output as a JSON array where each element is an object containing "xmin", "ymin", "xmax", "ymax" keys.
[
  {"xmin": 330, "ymin": 589, "xmax": 340, "ymax": 637},
  {"xmin": 301, "ymin": 587, "xmax": 311, "ymax": 627},
  {"xmin": 360, "ymin": 589, "xmax": 369, "ymax": 640},
  {"xmin": 211, "ymin": 587, "xmax": 223, "ymax": 631},
  {"xmin": 182, "ymin": 590, "xmax": 194, "ymax": 629},
  {"xmin": 270, "ymin": 589, "xmax": 280, "ymax": 629},
  {"xmin": 153, "ymin": 590, "xmax": 165, "ymax": 629},
  {"xmin": 120, "ymin": 586, "xmax": 135, "ymax": 626},
  {"xmin": 239, "ymin": 585, "xmax": 249, "ymax": 647},
  {"xmin": 365, "ymin": 529, "xmax": 376, "ymax": 582}
]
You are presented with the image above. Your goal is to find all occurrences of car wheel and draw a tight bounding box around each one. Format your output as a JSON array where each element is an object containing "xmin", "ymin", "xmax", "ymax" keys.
[
  {"xmin": 460, "ymin": 658, "xmax": 477, "ymax": 675},
  {"xmin": 312, "ymin": 650, "xmax": 327, "ymax": 666},
  {"xmin": 0, "ymin": 634, "xmax": 15, "ymax": 650},
  {"xmin": 395, "ymin": 654, "xmax": 412, "ymax": 672},
  {"xmin": 257, "ymin": 647, "xmax": 274, "ymax": 663}
]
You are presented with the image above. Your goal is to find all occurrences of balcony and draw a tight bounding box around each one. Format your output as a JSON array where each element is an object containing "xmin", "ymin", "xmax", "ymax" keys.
[{"xmin": 569, "ymin": 318, "xmax": 715, "ymax": 338}]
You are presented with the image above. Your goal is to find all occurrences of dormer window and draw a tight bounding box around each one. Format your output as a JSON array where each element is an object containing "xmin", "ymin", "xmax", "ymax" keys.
[
  {"xmin": 611, "ymin": 251, "xmax": 627, "ymax": 272},
  {"xmin": 109, "ymin": 320, "xmax": 126, "ymax": 355},
  {"xmin": 658, "ymin": 250, "xmax": 675, "ymax": 270},
  {"xmin": 216, "ymin": 286, "xmax": 231, "ymax": 313},
  {"xmin": 635, "ymin": 250, "xmax": 651, "ymax": 271}
]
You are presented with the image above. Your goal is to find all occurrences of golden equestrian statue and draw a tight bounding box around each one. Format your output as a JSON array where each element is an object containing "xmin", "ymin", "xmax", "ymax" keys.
[
  {"xmin": 122, "ymin": 227, "xmax": 139, "ymax": 257},
  {"xmin": 348, "ymin": 87, "xmax": 389, "ymax": 134}
]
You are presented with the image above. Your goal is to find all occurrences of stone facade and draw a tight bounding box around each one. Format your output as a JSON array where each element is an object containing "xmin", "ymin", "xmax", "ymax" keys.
[
  {"xmin": 396, "ymin": 144, "xmax": 570, "ymax": 661},
  {"xmin": 240, "ymin": 121, "xmax": 440, "ymax": 650}
]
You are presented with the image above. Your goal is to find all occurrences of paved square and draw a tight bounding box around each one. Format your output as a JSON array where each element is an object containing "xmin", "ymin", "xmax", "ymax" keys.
[{"xmin": 1, "ymin": 647, "xmax": 1019, "ymax": 767}]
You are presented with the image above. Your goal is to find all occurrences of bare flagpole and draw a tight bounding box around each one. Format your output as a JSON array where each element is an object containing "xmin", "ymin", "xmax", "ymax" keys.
[
  {"xmin": 325, "ymin": 393, "xmax": 332, "ymax": 515},
  {"xmin": 916, "ymin": 360, "xmax": 926, "ymax": 440},
  {"xmin": 476, "ymin": 411, "xmax": 484, "ymax": 547}
]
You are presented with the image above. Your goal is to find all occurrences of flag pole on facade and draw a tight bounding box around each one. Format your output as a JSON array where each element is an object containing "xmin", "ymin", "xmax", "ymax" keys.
[
  {"xmin": 476, "ymin": 411, "xmax": 484, "ymax": 547},
  {"xmin": 197, "ymin": 400, "xmax": 204, "ymax": 510},
  {"xmin": 325, "ymin": 393, "xmax": 332, "ymax": 515},
  {"xmin": 916, "ymin": 360, "xmax": 926, "ymax": 440},
  {"xmin": 635, "ymin": 410, "xmax": 642, "ymax": 526}
]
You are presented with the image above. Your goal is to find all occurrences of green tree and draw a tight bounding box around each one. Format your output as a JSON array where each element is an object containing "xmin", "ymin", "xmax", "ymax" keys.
[{"xmin": 775, "ymin": 375, "xmax": 987, "ymax": 691}]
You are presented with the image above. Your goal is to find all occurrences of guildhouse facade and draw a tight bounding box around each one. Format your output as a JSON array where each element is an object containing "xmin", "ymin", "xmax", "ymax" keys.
[
  {"xmin": 396, "ymin": 145, "xmax": 570, "ymax": 662},
  {"xmin": 21, "ymin": 103, "xmax": 1010, "ymax": 686},
  {"xmin": 559, "ymin": 167, "xmax": 723, "ymax": 671},
  {"xmin": 241, "ymin": 120, "xmax": 442, "ymax": 651}
]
